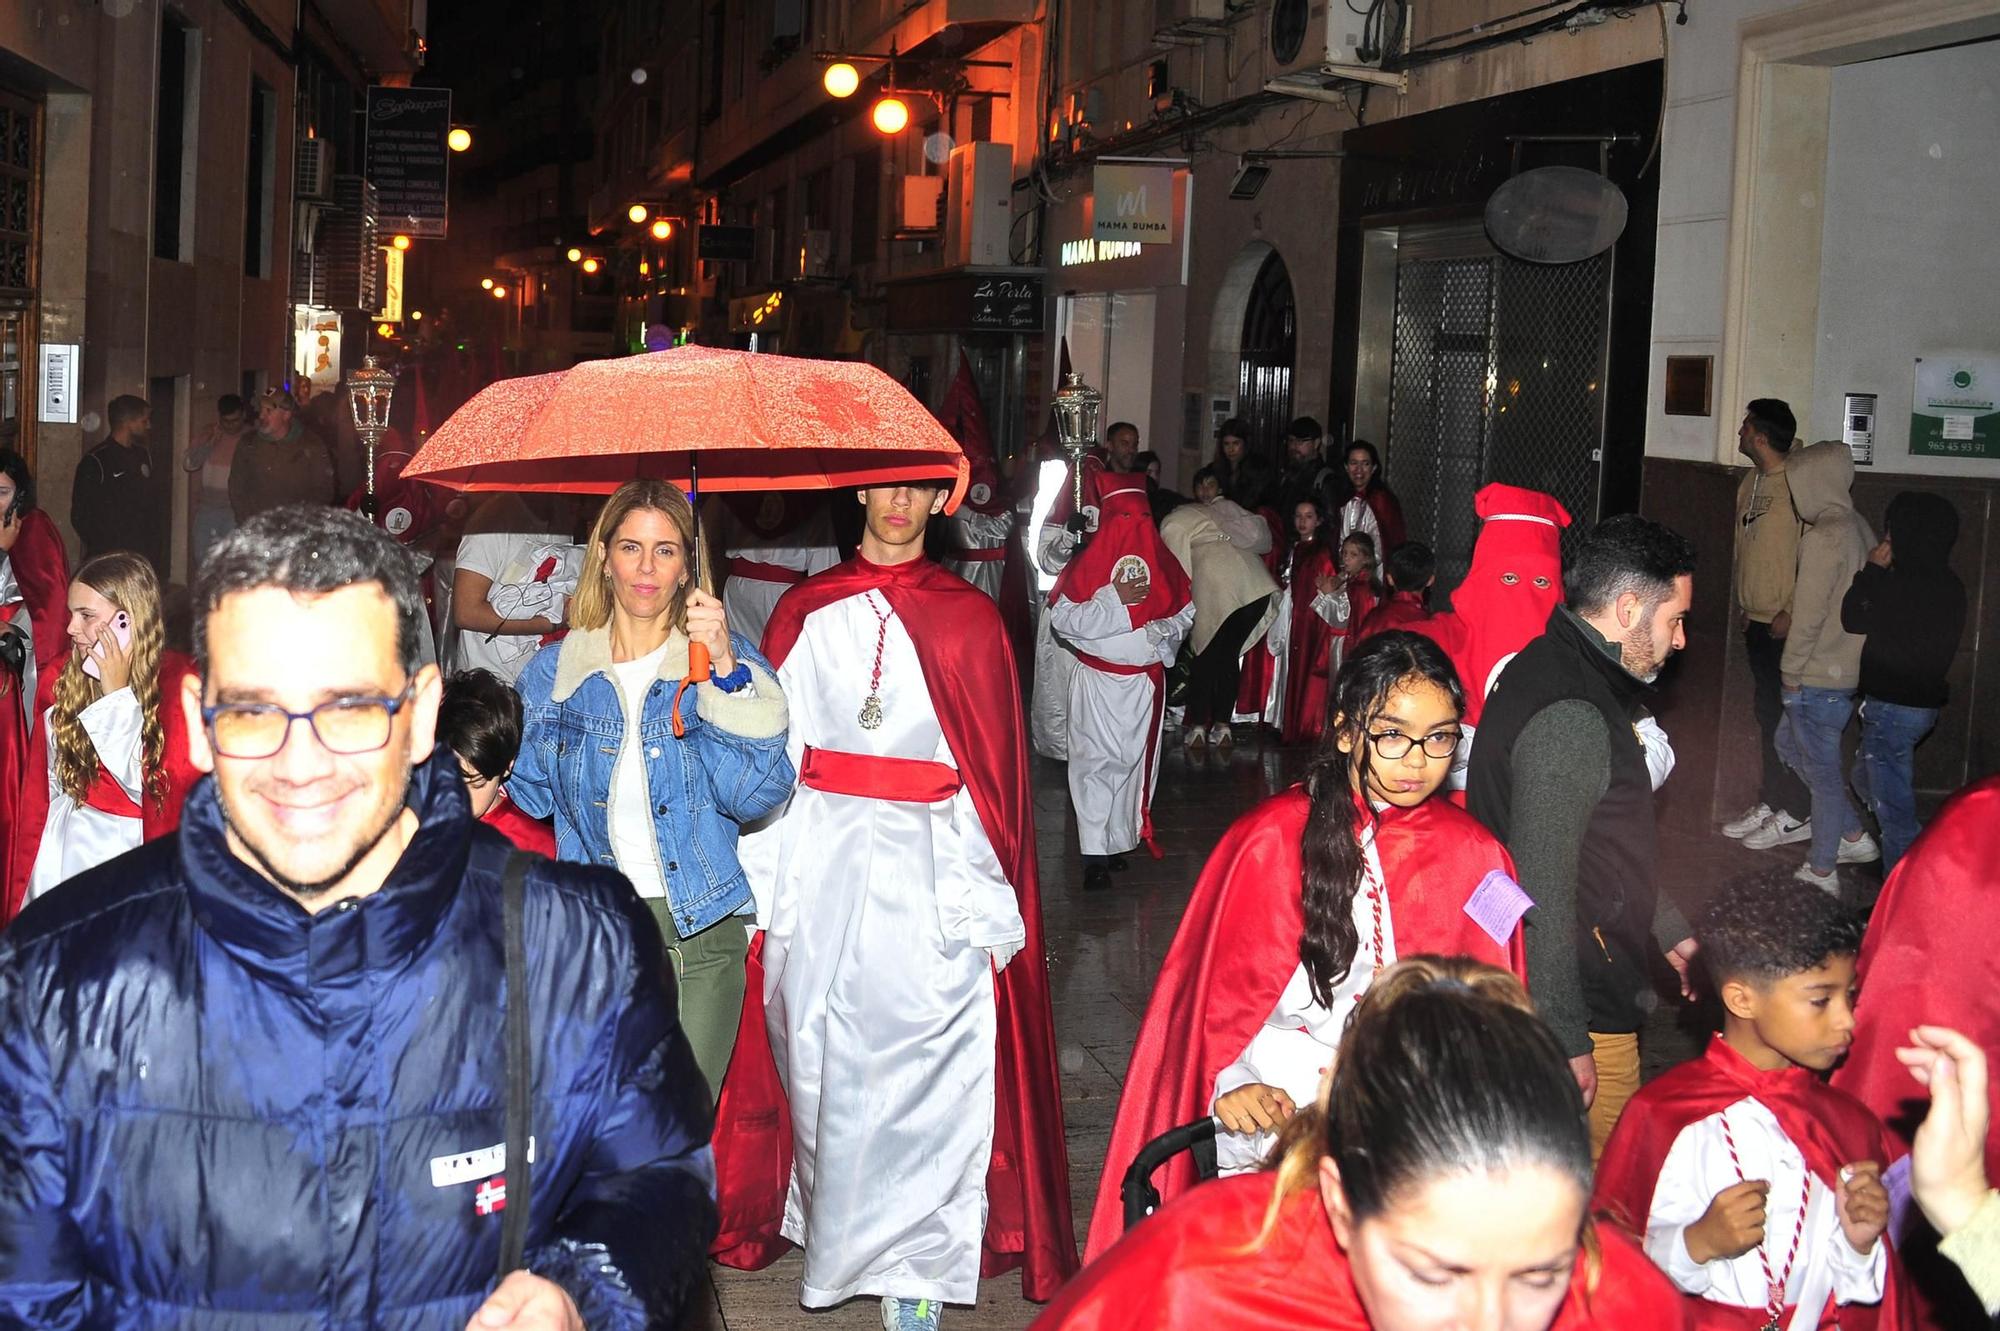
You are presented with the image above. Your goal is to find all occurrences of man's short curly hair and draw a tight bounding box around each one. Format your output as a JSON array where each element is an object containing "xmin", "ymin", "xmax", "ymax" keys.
[{"xmin": 1695, "ymin": 866, "xmax": 1865, "ymax": 989}]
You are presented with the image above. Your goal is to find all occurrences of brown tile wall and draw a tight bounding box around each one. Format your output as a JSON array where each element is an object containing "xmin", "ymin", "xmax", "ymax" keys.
[{"xmin": 1640, "ymin": 457, "xmax": 1999, "ymax": 836}]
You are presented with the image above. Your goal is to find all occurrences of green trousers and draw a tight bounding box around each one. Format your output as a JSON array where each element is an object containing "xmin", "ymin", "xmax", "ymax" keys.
[{"xmin": 641, "ymin": 898, "xmax": 750, "ymax": 1106}]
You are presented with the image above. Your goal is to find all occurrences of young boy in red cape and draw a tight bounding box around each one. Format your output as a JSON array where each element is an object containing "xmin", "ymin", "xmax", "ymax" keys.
[
  {"xmin": 1353, "ymin": 539, "xmax": 1434, "ymax": 646},
  {"xmin": 1047, "ymin": 472, "xmax": 1193, "ymax": 891},
  {"xmin": 1832, "ymin": 774, "xmax": 2000, "ymax": 1326},
  {"xmin": 1408, "ymin": 484, "xmax": 1569, "ymax": 782},
  {"xmin": 709, "ymin": 481, "xmax": 1077, "ymax": 1324},
  {"xmin": 1595, "ymin": 868, "xmax": 1914, "ymax": 1330},
  {"xmin": 1083, "ymin": 630, "xmax": 1530, "ymax": 1262}
]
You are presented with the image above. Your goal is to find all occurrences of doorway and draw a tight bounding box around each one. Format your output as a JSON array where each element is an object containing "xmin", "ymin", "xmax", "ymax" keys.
[{"xmin": 1236, "ymin": 249, "xmax": 1296, "ymax": 458}]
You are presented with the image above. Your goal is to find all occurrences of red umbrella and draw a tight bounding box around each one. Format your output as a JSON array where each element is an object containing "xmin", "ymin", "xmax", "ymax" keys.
[
  {"xmin": 402, "ymin": 346, "xmax": 969, "ymax": 504},
  {"xmin": 404, "ymin": 346, "xmax": 971, "ymax": 731}
]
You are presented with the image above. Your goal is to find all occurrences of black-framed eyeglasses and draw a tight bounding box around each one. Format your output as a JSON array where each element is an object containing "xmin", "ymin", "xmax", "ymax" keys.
[
  {"xmin": 203, "ymin": 681, "xmax": 415, "ymax": 759},
  {"xmin": 1367, "ymin": 728, "xmax": 1462, "ymax": 761}
]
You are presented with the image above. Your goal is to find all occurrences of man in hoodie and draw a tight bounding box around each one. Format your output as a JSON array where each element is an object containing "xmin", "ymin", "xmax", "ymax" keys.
[
  {"xmin": 1775, "ymin": 439, "xmax": 1879, "ymax": 890},
  {"xmin": 1725, "ymin": 399, "xmax": 1814, "ymax": 850},
  {"xmin": 1840, "ymin": 492, "xmax": 1967, "ymax": 874}
]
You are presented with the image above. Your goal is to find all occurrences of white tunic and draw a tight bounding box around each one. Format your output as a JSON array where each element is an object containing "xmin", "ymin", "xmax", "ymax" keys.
[
  {"xmin": 1049, "ymin": 585, "xmax": 1194, "ymax": 857},
  {"xmin": 1209, "ymin": 825, "xmax": 1394, "ymax": 1174},
  {"xmin": 449, "ymin": 532, "xmax": 583, "ymax": 685},
  {"xmin": 737, "ymin": 590, "xmax": 1025, "ymax": 1307},
  {"xmin": 943, "ymin": 508, "xmax": 1014, "ymax": 603},
  {"xmin": 1645, "ymin": 1097, "xmax": 1885, "ymax": 1327},
  {"xmin": 27, "ymin": 692, "xmax": 145, "ymax": 903},
  {"xmin": 722, "ymin": 507, "xmax": 841, "ymax": 649},
  {"xmin": 1030, "ymin": 523, "xmax": 1081, "ymax": 761}
]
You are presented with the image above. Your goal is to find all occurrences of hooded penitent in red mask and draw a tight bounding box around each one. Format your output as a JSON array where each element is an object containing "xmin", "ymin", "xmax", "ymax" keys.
[
  {"xmin": 1049, "ymin": 474, "xmax": 1192, "ymax": 629},
  {"xmin": 1410, "ymin": 483, "xmax": 1570, "ymax": 724}
]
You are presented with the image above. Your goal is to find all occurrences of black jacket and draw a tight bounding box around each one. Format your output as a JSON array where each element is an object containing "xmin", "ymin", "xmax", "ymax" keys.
[
  {"xmin": 0, "ymin": 752, "xmax": 718, "ymax": 1327},
  {"xmin": 1841, "ymin": 491, "xmax": 1966, "ymax": 709},
  {"xmin": 70, "ymin": 437, "xmax": 162, "ymax": 564},
  {"xmin": 1468, "ymin": 606, "xmax": 1677, "ymax": 1054}
]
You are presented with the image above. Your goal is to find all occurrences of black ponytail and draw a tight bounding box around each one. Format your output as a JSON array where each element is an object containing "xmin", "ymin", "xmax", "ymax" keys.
[{"xmin": 1297, "ymin": 631, "xmax": 1465, "ymax": 1007}]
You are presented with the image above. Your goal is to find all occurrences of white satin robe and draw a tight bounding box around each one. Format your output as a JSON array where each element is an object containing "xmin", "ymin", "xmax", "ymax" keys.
[
  {"xmin": 1049, "ymin": 585, "xmax": 1193, "ymax": 857},
  {"xmin": 722, "ymin": 510, "xmax": 841, "ymax": 648},
  {"xmin": 1030, "ymin": 523, "xmax": 1081, "ymax": 761},
  {"xmin": 737, "ymin": 591, "xmax": 1026, "ymax": 1307},
  {"xmin": 27, "ymin": 692, "xmax": 145, "ymax": 903},
  {"xmin": 943, "ymin": 508, "xmax": 1014, "ymax": 603}
]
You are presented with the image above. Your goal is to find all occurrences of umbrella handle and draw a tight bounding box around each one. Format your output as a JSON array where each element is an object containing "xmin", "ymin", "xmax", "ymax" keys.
[{"xmin": 671, "ymin": 641, "xmax": 713, "ymax": 739}]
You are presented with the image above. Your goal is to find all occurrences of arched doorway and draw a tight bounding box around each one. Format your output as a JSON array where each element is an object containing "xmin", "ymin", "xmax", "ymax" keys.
[{"xmin": 1237, "ymin": 249, "xmax": 1296, "ymax": 460}]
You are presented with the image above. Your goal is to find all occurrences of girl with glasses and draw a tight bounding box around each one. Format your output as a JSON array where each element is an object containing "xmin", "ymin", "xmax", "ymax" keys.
[
  {"xmin": 1083, "ymin": 631, "xmax": 1530, "ymax": 1259},
  {"xmin": 5, "ymin": 553, "xmax": 198, "ymax": 919}
]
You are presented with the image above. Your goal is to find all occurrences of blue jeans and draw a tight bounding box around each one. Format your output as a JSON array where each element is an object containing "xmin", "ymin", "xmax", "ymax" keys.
[
  {"xmin": 1852, "ymin": 697, "xmax": 1938, "ymax": 875},
  {"xmin": 1776, "ymin": 687, "xmax": 1862, "ymax": 872}
]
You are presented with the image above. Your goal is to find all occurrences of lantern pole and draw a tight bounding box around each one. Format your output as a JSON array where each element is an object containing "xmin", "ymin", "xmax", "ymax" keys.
[
  {"xmin": 1051, "ymin": 370, "xmax": 1104, "ymax": 528},
  {"xmin": 343, "ymin": 355, "xmax": 397, "ymax": 519}
]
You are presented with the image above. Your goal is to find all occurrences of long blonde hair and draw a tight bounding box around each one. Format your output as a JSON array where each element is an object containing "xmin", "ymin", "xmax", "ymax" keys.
[
  {"xmin": 1246, "ymin": 955, "xmax": 1599, "ymax": 1293},
  {"xmin": 569, "ymin": 479, "xmax": 712, "ymax": 633},
  {"xmin": 52, "ymin": 553, "xmax": 167, "ymax": 808}
]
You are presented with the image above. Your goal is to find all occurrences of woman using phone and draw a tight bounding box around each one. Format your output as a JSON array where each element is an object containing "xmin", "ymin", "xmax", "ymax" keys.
[
  {"xmin": 4, "ymin": 553, "xmax": 199, "ymax": 919},
  {"xmin": 0, "ymin": 448, "xmax": 73, "ymax": 890}
]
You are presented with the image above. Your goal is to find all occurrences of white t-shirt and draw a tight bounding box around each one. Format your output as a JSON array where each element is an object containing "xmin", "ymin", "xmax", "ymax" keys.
[
  {"xmin": 451, "ymin": 531, "xmax": 583, "ymax": 684},
  {"xmin": 607, "ymin": 642, "xmax": 672, "ymax": 901}
]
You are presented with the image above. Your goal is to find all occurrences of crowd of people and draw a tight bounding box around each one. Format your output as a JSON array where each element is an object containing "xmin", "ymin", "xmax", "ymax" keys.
[{"xmin": 0, "ymin": 380, "xmax": 1992, "ymax": 1331}]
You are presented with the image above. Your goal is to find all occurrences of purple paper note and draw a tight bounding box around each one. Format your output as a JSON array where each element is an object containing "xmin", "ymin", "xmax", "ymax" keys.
[
  {"xmin": 1883, "ymin": 1155, "xmax": 1916, "ymax": 1242},
  {"xmin": 1463, "ymin": 870, "xmax": 1535, "ymax": 947}
]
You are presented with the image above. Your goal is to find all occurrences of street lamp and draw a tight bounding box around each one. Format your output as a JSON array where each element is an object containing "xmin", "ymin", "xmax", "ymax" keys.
[
  {"xmin": 581, "ymin": 257, "xmax": 600, "ymax": 274},
  {"xmin": 1051, "ymin": 371, "xmax": 1104, "ymax": 521},
  {"xmin": 492, "ymin": 284, "xmax": 508, "ymax": 298},
  {"xmin": 343, "ymin": 355, "xmax": 396, "ymax": 518},
  {"xmin": 871, "ymin": 95, "xmax": 911, "ymax": 135},
  {"xmin": 480, "ymin": 277, "xmax": 494, "ymax": 290},
  {"xmin": 410, "ymin": 309, "xmax": 423, "ymax": 321},
  {"xmin": 391, "ymin": 234, "xmax": 411, "ymax": 251},
  {"xmin": 627, "ymin": 203, "xmax": 650, "ymax": 224},
  {"xmin": 447, "ymin": 127, "xmax": 472, "ymax": 152},
  {"xmin": 565, "ymin": 247, "xmax": 583, "ymax": 263},
  {"xmin": 650, "ymin": 218, "xmax": 673, "ymax": 241},
  {"xmin": 823, "ymin": 61, "xmax": 861, "ymax": 98}
]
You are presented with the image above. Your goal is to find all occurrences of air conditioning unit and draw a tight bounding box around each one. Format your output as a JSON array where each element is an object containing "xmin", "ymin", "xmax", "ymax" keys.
[
  {"xmin": 800, "ymin": 228, "xmax": 833, "ymax": 278},
  {"xmin": 899, "ymin": 176, "xmax": 944, "ymax": 233},
  {"xmin": 945, "ymin": 142, "xmax": 1012, "ymax": 267},
  {"xmin": 1265, "ymin": 0, "xmax": 1408, "ymax": 99},
  {"xmin": 291, "ymin": 175, "xmax": 381, "ymax": 311},
  {"xmin": 293, "ymin": 199, "xmax": 331, "ymax": 254},
  {"xmin": 296, "ymin": 136, "xmax": 332, "ymax": 201}
]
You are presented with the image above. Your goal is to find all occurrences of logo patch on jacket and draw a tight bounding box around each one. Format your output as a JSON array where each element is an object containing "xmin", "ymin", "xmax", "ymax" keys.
[{"xmin": 429, "ymin": 1136, "xmax": 535, "ymax": 1188}]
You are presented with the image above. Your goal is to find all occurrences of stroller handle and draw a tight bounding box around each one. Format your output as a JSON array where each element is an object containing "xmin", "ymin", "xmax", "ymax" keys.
[{"xmin": 1120, "ymin": 1116, "xmax": 1220, "ymax": 1232}]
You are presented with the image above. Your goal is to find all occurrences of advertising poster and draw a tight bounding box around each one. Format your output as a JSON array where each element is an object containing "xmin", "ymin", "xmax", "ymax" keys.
[{"xmin": 1910, "ymin": 353, "xmax": 1998, "ymax": 460}]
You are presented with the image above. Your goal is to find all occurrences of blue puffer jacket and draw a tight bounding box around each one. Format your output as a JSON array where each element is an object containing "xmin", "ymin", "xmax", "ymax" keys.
[
  {"xmin": 510, "ymin": 625, "xmax": 793, "ymax": 939},
  {"xmin": 0, "ymin": 752, "xmax": 717, "ymax": 1329}
]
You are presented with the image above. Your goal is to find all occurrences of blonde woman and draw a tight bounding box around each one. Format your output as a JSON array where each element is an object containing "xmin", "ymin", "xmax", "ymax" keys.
[
  {"xmin": 6, "ymin": 553, "xmax": 199, "ymax": 918},
  {"xmin": 1041, "ymin": 958, "xmax": 1687, "ymax": 1331},
  {"xmin": 509, "ymin": 478, "xmax": 793, "ymax": 1098}
]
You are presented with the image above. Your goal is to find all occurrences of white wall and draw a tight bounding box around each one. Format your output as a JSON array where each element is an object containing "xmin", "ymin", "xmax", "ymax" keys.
[{"xmin": 1808, "ymin": 40, "xmax": 2000, "ymax": 474}]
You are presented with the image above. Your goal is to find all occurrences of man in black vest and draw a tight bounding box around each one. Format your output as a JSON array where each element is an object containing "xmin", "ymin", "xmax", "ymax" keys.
[{"xmin": 1467, "ymin": 514, "xmax": 1699, "ymax": 1159}]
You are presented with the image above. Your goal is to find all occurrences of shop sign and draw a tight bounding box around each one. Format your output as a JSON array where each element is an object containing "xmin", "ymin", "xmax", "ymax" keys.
[
  {"xmin": 365, "ymin": 87, "xmax": 451, "ymax": 239},
  {"xmin": 1911, "ymin": 353, "xmax": 1999, "ymax": 460},
  {"xmin": 700, "ymin": 225, "xmax": 757, "ymax": 263},
  {"xmin": 884, "ymin": 270, "xmax": 1045, "ymax": 333},
  {"xmin": 1059, "ymin": 238, "xmax": 1144, "ymax": 267},
  {"xmin": 1092, "ymin": 162, "xmax": 1175, "ymax": 245},
  {"xmin": 376, "ymin": 245, "xmax": 405, "ymax": 323},
  {"xmin": 729, "ymin": 290, "xmax": 785, "ymax": 333},
  {"xmin": 969, "ymin": 273, "xmax": 1043, "ymax": 330}
]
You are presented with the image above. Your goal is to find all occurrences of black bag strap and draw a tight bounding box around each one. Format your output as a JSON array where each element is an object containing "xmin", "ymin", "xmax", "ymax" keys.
[{"xmin": 498, "ymin": 851, "xmax": 534, "ymax": 1277}]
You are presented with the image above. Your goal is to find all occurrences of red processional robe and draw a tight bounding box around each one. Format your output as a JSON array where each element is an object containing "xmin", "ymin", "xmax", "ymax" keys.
[
  {"xmin": 0, "ymin": 509, "xmax": 72, "ymax": 897},
  {"xmin": 480, "ymin": 792, "xmax": 557, "ymax": 857},
  {"xmin": 1277, "ymin": 540, "xmax": 1338, "ymax": 745},
  {"xmin": 709, "ymin": 555, "xmax": 1079, "ymax": 1300},
  {"xmin": 4, "ymin": 649, "xmax": 202, "ymax": 923},
  {"xmin": 1083, "ymin": 787, "xmax": 1527, "ymax": 1260},
  {"xmin": 1043, "ymin": 1173, "xmax": 1689, "ymax": 1330},
  {"xmin": 1351, "ymin": 589, "xmax": 1429, "ymax": 647},
  {"xmin": 1595, "ymin": 1037, "xmax": 1914, "ymax": 1330}
]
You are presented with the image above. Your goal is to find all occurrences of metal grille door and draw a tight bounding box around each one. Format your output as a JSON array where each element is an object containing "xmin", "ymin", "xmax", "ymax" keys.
[{"xmin": 1385, "ymin": 241, "xmax": 1611, "ymax": 594}]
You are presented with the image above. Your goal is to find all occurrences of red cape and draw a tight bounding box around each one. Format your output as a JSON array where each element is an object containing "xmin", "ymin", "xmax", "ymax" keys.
[
  {"xmin": 1833, "ymin": 776, "xmax": 2000, "ymax": 1180},
  {"xmin": 1278, "ymin": 542, "xmax": 1338, "ymax": 744},
  {"xmin": 481, "ymin": 793, "xmax": 557, "ymax": 857},
  {"xmin": 1, "ymin": 510, "xmax": 73, "ymax": 897},
  {"xmin": 1408, "ymin": 484, "xmax": 1569, "ymax": 724},
  {"xmin": 709, "ymin": 554, "xmax": 1079, "ymax": 1299},
  {"xmin": 1083, "ymin": 788, "xmax": 1528, "ymax": 1260},
  {"xmin": 1044, "ymin": 1173, "xmax": 1688, "ymax": 1330},
  {"xmin": 1352, "ymin": 590, "xmax": 1428, "ymax": 646},
  {"xmin": 4, "ymin": 650, "xmax": 202, "ymax": 923},
  {"xmin": 1595, "ymin": 1037, "xmax": 1913, "ymax": 1330}
]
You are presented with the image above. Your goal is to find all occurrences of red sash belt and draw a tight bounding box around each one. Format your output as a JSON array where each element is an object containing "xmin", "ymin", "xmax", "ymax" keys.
[
  {"xmin": 729, "ymin": 559, "xmax": 807, "ymax": 585},
  {"xmin": 81, "ymin": 766, "xmax": 143, "ymax": 819},
  {"xmin": 800, "ymin": 746, "xmax": 963, "ymax": 804},
  {"xmin": 952, "ymin": 546, "xmax": 1008, "ymax": 563},
  {"xmin": 1075, "ymin": 651, "xmax": 1160, "ymax": 679}
]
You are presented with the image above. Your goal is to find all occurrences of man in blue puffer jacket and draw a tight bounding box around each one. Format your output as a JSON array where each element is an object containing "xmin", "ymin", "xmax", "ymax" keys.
[{"xmin": 0, "ymin": 506, "xmax": 716, "ymax": 1329}]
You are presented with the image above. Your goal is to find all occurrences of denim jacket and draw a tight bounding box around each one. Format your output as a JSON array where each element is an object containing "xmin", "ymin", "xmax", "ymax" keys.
[{"xmin": 510, "ymin": 625, "xmax": 794, "ymax": 937}]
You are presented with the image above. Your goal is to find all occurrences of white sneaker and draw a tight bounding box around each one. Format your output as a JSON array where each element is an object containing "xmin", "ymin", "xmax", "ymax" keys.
[
  {"xmin": 1836, "ymin": 832, "xmax": 1881, "ymax": 864},
  {"xmin": 1744, "ymin": 811, "xmax": 1811, "ymax": 850},
  {"xmin": 1795, "ymin": 862, "xmax": 1840, "ymax": 893},
  {"xmin": 1722, "ymin": 803, "xmax": 1774, "ymax": 839},
  {"xmin": 1183, "ymin": 725, "xmax": 1206, "ymax": 749},
  {"xmin": 1209, "ymin": 723, "xmax": 1233, "ymax": 746},
  {"xmin": 882, "ymin": 1297, "xmax": 943, "ymax": 1331}
]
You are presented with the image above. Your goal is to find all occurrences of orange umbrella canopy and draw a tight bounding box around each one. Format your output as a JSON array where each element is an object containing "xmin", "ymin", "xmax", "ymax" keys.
[{"xmin": 403, "ymin": 347, "xmax": 969, "ymax": 509}]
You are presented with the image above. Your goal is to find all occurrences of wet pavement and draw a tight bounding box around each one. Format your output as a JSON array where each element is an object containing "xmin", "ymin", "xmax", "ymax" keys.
[{"xmin": 694, "ymin": 726, "xmax": 1875, "ymax": 1328}]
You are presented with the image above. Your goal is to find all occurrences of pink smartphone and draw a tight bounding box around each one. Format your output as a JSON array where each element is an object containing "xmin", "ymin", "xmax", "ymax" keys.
[{"xmin": 80, "ymin": 611, "xmax": 132, "ymax": 681}]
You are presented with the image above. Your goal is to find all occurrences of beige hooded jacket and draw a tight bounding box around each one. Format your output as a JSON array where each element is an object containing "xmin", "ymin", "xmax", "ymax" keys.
[{"xmin": 1779, "ymin": 440, "xmax": 1874, "ymax": 690}]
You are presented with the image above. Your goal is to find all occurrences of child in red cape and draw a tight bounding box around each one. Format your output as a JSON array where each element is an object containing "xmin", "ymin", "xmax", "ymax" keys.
[
  {"xmin": 1273, "ymin": 498, "xmax": 1340, "ymax": 745},
  {"xmin": 436, "ymin": 667, "xmax": 556, "ymax": 856},
  {"xmin": 1042, "ymin": 957, "xmax": 1688, "ymax": 1331},
  {"xmin": 1595, "ymin": 869, "xmax": 1914, "ymax": 1330},
  {"xmin": 1083, "ymin": 630, "xmax": 1530, "ymax": 1261}
]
